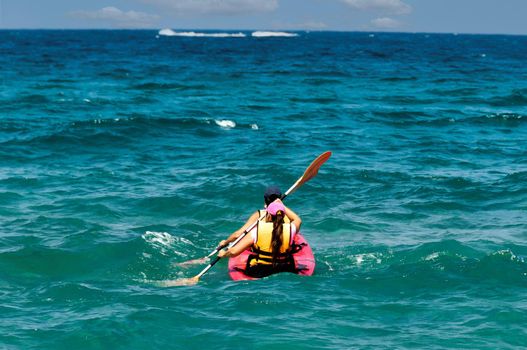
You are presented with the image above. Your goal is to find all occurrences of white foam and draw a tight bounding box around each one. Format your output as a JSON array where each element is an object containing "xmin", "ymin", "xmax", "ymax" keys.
[
  {"xmin": 143, "ymin": 230, "xmax": 182, "ymax": 257},
  {"xmin": 356, "ymin": 254, "xmax": 364, "ymax": 265},
  {"xmin": 353, "ymin": 253, "xmax": 381, "ymax": 265},
  {"xmin": 494, "ymin": 249, "xmax": 525, "ymax": 263},
  {"xmin": 158, "ymin": 29, "xmax": 246, "ymax": 38},
  {"xmin": 143, "ymin": 231, "xmax": 174, "ymax": 247},
  {"xmin": 323, "ymin": 261, "xmax": 334, "ymax": 271},
  {"xmin": 159, "ymin": 28, "xmax": 176, "ymax": 36},
  {"xmin": 250, "ymin": 123, "xmax": 259, "ymax": 130},
  {"xmin": 424, "ymin": 252, "xmax": 440, "ymax": 261},
  {"xmin": 215, "ymin": 119, "xmax": 236, "ymax": 129},
  {"xmin": 251, "ymin": 31, "xmax": 298, "ymax": 37}
]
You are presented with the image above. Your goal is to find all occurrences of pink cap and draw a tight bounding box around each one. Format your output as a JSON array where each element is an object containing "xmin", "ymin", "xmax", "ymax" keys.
[{"xmin": 267, "ymin": 201, "xmax": 286, "ymax": 216}]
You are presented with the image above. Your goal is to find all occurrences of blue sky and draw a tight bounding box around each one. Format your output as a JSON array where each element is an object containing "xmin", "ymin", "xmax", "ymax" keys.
[{"xmin": 1, "ymin": 0, "xmax": 526, "ymax": 34}]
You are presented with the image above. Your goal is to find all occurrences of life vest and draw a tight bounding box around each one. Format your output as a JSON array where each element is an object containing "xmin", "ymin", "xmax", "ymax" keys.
[{"xmin": 248, "ymin": 210, "xmax": 293, "ymax": 267}]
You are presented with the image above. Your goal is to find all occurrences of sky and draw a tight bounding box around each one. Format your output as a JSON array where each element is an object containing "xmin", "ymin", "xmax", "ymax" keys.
[{"xmin": 0, "ymin": 0, "xmax": 526, "ymax": 34}]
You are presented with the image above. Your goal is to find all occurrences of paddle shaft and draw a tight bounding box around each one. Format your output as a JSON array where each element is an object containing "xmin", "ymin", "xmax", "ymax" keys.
[
  {"xmin": 200, "ymin": 212, "xmax": 264, "ymax": 277},
  {"xmin": 195, "ymin": 256, "xmax": 220, "ymax": 279},
  {"xmin": 205, "ymin": 212, "xmax": 266, "ymax": 259},
  {"xmin": 195, "ymin": 212, "xmax": 268, "ymax": 278}
]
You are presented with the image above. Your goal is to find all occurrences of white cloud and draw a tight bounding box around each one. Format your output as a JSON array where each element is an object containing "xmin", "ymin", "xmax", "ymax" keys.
[
  {"xmin": 371, "ymin": 17, "xmax": 401, "ymax": 28},
  {"xmin": 142, "ymin": 0, "xmax": 278, "ymax": 15},
  {"xmin": 271, "ymin": 20, "xmax": 328, "ymax": 30},
  {"xmin": 299, "ymin": 21, "xmax": 328, "ymax": 30},
  {"xmin": 71, "ymin": 7, "xmax": 160, "ymax": 27},
  {"xmin": 342, "ymin": 0, "xmax": 411, "ymax": 15}
]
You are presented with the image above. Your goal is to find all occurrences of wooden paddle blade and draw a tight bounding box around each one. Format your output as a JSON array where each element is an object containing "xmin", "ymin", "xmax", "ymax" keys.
[
  {"xmin": 161, "ymin": 276, "xmax": 200, "ymax": 287},
  {"xmin": 174, "ymin": 257, "xmax": 209, "ymax": 267},
  {"xmin": 301, "ymin": 151, "xmax": 332, "ymax": 184},
  {"xmin": 284, "ymin": 151, "xmax": 332, "ymax": 197}
]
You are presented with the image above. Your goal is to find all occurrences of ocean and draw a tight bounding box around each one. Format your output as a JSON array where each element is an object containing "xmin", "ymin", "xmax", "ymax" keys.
[{"xmin": 1, "ymin": 29, "xmax": 526, "ymax": 349}]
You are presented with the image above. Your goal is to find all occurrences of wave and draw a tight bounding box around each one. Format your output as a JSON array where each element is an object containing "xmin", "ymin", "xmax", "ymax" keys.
[
  {"xmin": 157, "ymin": 29, "xmax": 298, "ymax": 38},
  {"xmin": 365, "ymin": 108, "xmax": 526, "ymax": 128},
  {"xmin": 371, "ymin": 109, "xmax": 433, "ymax": 124},
  {"xmin": 495, "ymin": 171, "xmax": 527, "ymax": 197},
  {"xmin": 324, "ymin": 240, "xmax": 527, "ymax": 287},
  {"xmin": 501, "ymin": 170, "xmax": 527, "ymax": 183},
  {"xmin": 302, "ymin": 78, "xmax": 342, "ymax": 86},
  {"xmin": 251, "ymin": 31, "xmax": 298, "ymax": 37},
  {"xmin": 73, "ymin": 116, "xmax": 258, "ymax": 131},
  {"xmin": 129, "ymin": 82, "xmax": 208, "ymax": 91},
  {"xmin": 380, "ymin": 76, "xmax": 418, "ymax": 82},
  {"xmin": 454, "ymin": 90, "xmax": 527, "ymax": 107},
  {"xmin": 142, "ymin": 231, "xmax": 179, "ymax": 257},
  {"xmin": 0, "ymin": 116, "xmax": 260, "ymax": 151},
  {"xmin": 424, "ymin": 87, "xmax": 480, "ymax": 96},
  {"xmin": 214, "ymin": 119, "xmax": 236, "ymax": 129},
  {"xmin": 463, "ymin": 113, "xmax": 526, "ymax": 126},
  {"xmin": 15, "ymin": 94, "xmax": 51, "ymax": 104},
  {"xmin": 158, "ymin": 29, "xmax": 246, "ymax": 38},
  {"xmin": 365, "ymin": 49, "xmax": 389, "ymax": 58},
  {"xmin": 97, "ymin": 68, "xmax": 133, "ymax": 79},
  {"xmin": 289, "ymin": 96, "xmax": 339, "ymax": 104},
  {"xmin": 488, "ymin": 89, "xmax": 527, "ymax": 107},
  {"xmin": 366, "ymin": 95, "xmax": 437, "ymax": 105}
]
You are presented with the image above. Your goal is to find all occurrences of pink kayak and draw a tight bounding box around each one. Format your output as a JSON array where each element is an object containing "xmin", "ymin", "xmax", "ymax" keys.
[{"xmin": 228, "ymin": 233, "xmax": 315, "ymax": 281}]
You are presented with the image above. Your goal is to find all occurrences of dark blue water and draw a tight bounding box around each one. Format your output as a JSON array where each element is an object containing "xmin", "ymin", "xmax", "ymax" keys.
[{"xmin": 1, "ymin": 30, "xmax": 527, "ymax": 349}]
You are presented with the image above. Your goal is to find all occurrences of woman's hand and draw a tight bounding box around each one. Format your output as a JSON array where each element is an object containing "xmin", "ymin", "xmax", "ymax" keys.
[
  {"xmin": 218, "ymin": 249, "xmax": 228, "ymax": 258},
  {"xmin": 217, "ymin": 240, "xmax": 228, "ymax": 249}
]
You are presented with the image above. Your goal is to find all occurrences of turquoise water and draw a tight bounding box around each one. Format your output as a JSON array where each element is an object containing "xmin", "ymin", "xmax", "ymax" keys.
[{"xmin": 1, "ymin": 30, "xmax": 527, "ymax": 349}]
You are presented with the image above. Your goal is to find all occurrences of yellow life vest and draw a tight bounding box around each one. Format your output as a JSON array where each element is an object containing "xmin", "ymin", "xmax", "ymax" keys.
[{"xmin": 250, "ymin": 210, "xmax": 292, "ymax": 266}]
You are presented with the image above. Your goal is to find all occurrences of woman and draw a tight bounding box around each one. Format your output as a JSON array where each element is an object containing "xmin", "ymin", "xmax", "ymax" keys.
[{"xmin": 218, "ymin": 197, "xmax": 302, "ymax": 278}]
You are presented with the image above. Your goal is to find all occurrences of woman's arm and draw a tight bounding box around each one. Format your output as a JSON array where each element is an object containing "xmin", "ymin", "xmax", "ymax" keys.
[
  {"xmin": 284, "ymin": 205, "xmax": 302, "ymax": 231},
  {"xmin": 218, "ymin": 232, "xmax": 254, "ymax": 258},
  {"xmin": 218, "ymin": 210, "xmax": 261, "ymax": 247}
]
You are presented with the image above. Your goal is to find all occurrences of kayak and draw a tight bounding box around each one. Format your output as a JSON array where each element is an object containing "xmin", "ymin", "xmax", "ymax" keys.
[{"xmin": 228, "ymin": 233, "xmax": 315, "ymax": 280}]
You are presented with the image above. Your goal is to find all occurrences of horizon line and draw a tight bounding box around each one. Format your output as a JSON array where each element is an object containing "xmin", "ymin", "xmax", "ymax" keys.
[{"xmin": 0, "ymin": 28, "xmax": 526, "ymax": 36}]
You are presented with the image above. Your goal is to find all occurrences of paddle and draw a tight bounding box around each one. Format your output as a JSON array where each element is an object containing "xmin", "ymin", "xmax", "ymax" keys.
[
  {"xmin": 175, "ymin": 211, "xmax": 268, "ymax": 267},
  {"xmin": 165, "ymin": 151, "xmax": 332, "ymax": 287}
]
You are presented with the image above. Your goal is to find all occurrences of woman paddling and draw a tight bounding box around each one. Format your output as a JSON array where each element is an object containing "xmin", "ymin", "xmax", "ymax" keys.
[
  {"xmin": 218, "ymin": 195, "xmax": 302, "ymax": 278},
  {"xmin": 170, "ymin": 153, "xmax": 329, "ymax": 285}
]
